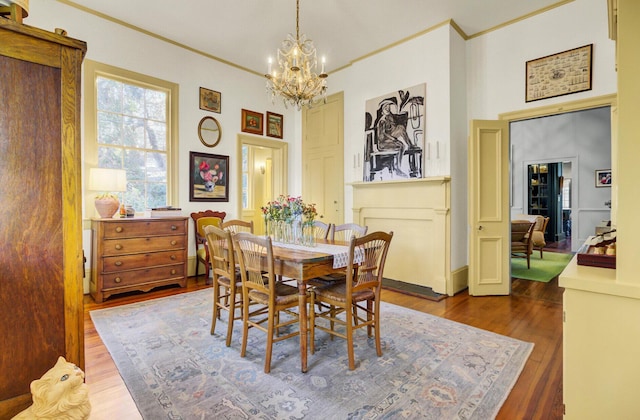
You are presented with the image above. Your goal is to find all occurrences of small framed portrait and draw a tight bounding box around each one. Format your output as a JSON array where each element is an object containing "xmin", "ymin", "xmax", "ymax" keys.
[
  {"xmin": 189, "ymin": 151, "xmax": 229, "ymax": 202},
  {"xmin": 241, "ymin": 109, "xmax": 263, "ymax": 135},
  {"xmin": 595, "ymin": 169, "xmax": 612, "ymax": 188},
  {"xmin": 266, "ymin": 111, "xmax": 284, "ymax": 139},
  {"xmin": 199, "ymin": 87, "xmax": 221, "ymax": 113}
]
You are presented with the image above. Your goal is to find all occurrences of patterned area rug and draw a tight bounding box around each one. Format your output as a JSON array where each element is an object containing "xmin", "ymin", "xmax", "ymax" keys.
[{"xmin": 91, "ymin": 289, "xmax": 533, "ymax": 419}]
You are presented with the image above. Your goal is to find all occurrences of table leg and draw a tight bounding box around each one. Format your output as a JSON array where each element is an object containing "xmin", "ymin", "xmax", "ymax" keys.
[{"xmin": 298, "ymin": 281, "xmax": 308, "ymax": 373}]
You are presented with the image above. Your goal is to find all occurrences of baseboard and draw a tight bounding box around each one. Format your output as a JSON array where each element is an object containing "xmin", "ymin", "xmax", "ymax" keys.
[{"xmin": 451, "ymin": 266, "xmax": 468, "ymax": 295}]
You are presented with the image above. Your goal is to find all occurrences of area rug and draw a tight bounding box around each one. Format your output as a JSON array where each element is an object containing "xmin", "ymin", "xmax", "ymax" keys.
[
  {"xmin": 91, "ymin": 289, "xmax": 533, "ymax": 419},
  {"xmin": 511, "ymin": 252, "xmax": 574, "ymax": 283}
]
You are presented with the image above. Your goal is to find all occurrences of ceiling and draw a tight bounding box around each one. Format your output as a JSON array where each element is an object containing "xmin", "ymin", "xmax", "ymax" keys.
[{"xmin": 66, "ymin": 0, "xmax": 567, "ymax": 75}]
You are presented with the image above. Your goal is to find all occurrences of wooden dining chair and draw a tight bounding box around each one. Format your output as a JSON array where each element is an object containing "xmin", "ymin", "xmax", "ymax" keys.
[
  {"xmin": 331, "ymin": 222, "xmax": 368, "ymax": 242},
  {"xmin": 221, "ymin": 219, "xmax": 254, "ymax": 234},
  {"xmin": 511, "ymin": 220, "xmax": 535, "ymax": 269},
  {"xmin": 308, "ymin": 222, "xmax": 368, "ymax": 288},
  {"xmin": 190, "ymin": 210, "xmax": 226, "ymax": 278},
  {"xmin": 310, "ymin": 231, "xmax": 393, "ymax": 370},
  {"xmin": 311, "ymin": 220, "xmax": 331, "ymax": 239},
  {"xmin": 204, "ymin": 225, "xmax": 242, "ymax": 347},
  {"xmin": 232, "ymin": 232, "xmax": 301, "ymax": 373}
]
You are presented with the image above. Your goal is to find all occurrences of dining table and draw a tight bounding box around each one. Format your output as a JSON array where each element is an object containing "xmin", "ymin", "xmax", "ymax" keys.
[{"xmin": 267, "ymin": 238, "xmax": 352, "ymax": 373}]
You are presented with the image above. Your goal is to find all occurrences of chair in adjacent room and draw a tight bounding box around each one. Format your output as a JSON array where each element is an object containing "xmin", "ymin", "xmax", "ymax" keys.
[
  {"xmin": 204, "ymin": 225, "xmax": 242, "ymax": 347},
  {"xmin": 222, "ymin": 219, "xmax": 254, "ymax": 234},
  {"xmin": 531, "ymin": 216, "xmax": 550, "ymax": 258},
  {"xmin": 309, "ymin": 231, "xmax": 393, "ymax": 370},
  {"xmin": 190, "ymin": 210, "xmax": 226, "ymax": 279},
  {"xmin": 232, "ymin": 232, "xmax": 301, "ymax": 373},
  {"xmin": 511, "ymin": 220, "xmax": 535, "ymax": 269},
  {"xmin": 330, "ymin": 222, "xmax": 368, "ymax": 242}
]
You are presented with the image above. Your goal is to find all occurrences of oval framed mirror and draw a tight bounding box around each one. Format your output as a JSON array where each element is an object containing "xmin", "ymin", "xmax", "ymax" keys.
[{"xmin": 198, "ymin": 116, "xmax": 222, "ymax": 147}]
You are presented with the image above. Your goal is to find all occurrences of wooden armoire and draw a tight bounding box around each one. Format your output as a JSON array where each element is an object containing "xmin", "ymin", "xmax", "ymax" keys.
[{"xmin": 0, "ymin": 19, "xmax": 86, "ymax": 418}]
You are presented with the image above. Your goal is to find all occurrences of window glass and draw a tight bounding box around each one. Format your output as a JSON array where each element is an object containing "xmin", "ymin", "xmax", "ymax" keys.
[{"xmin": 96, "ymin": 75, "xmax": 169, "ymax": 211}]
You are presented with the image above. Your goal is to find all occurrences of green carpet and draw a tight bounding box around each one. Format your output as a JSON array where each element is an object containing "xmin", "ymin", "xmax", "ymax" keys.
[{"xmin": 511, "ymin": 252, "xmax": 574, "ymax": 282}]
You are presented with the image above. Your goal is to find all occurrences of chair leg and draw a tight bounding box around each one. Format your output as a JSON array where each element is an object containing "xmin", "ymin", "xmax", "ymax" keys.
[
  {"xmin": 373, "ymin": 300, "xmax": 382, "ymax": 357},
  {"xmin": 264, "ymin": 308, "xmax": 276, "ymax": 374},
  {"xmin": 366, "ymin": 300, "xmax": 373, "ymax": 337},
  {"xmin": 225, "ymin": 293, "xmax": 236, "ymax": 347},
  {"xmin": 211, "ymin": 282, "xmax": 220, "ymax": 335},
  {"xmin": 240, "ymin": 294, "xmax": 250, "ymax": 358},
  {"xmin": 345, "ymin": 302, "xmax": 355, "ymax": 370},
  {"xmin": 527, "ymin": 254, "xmax": 531, "ymax": 269},
  {"xmin": 540, "ymin": 248, "xmax": 544, "ymax": 259},
  {"xmin": 309, "ymin": 292, "xmax": 316, "ymax": 354}
]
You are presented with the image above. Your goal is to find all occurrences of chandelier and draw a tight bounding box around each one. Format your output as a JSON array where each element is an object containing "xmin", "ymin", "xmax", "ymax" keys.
[{"xmin": 265, "ymin": 0, "xmax": 328, "ymax": 110}]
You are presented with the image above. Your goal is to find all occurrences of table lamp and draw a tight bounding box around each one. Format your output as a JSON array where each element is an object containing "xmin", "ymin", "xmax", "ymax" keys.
[{"xmin": 89, "ymin": 168, "xmax": 127, "ymax": 218}]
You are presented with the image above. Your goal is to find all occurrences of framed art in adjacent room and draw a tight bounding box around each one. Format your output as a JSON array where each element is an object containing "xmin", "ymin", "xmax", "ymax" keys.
[
  {"xmin": 266, "ymin": 111, "xmax": 283, "ymax": 139},
  {"xmin": 189, "ymin": 151, "xmax": 229, "ymax": 201},
  {"xmin": 241, "ymin": 109, "xmax": 263, "ymax": 135},
  {"xmin": 525, "ymin": 44, "xmax": 592, "ymax": 102},
  {"xmin": 199, "ymin": 87, "xmax": 221, "ymax": 113},
  {"xmin": 595, "ymin": 169, "xmax": 611, "ymax": 188}
]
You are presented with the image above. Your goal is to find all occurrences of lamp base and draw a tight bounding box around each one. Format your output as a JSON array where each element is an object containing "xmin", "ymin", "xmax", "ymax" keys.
[{"xmin": 95, "ymin": 197, "xmax": 120, "ymax": 218}]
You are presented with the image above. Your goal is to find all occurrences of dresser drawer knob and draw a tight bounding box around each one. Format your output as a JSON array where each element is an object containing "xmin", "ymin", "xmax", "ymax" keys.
[
  {"xmin": 170, "ymin": 269, "xmax": 176, "ymax": 275},
  {"xmin": 115, "ymin": 226, "xmax": 123, "ymax": 233},
  {"xmin": 115, "ymin": 244, "xmax": 123, "ymax": 250},
  {"xmin": 114, "ymin": 261, "xmax": 122, "ymax": 266},
  {"xmin": 171, "ymin": 240, "xmax": 177, "ymax": 246},
  {"xmin": 170, "ymin": 255, "xmax": 176, "ymax": 260},
  {"xmin": 171, "ymin": 225, "xmax": 177, "ymax": 230},
  {"xmin": 114, "ymin": 277, "xmax": 122, "ymax": 283}
]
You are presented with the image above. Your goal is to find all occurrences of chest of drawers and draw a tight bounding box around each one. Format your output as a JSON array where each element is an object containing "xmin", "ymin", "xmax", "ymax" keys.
[{"xmin": 90, "ymin": 217, "xmax": 188, "ymax": 302}]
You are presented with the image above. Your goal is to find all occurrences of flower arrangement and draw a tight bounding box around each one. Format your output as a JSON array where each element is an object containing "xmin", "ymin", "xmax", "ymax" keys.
[
  {"xmin": 261, "ymin": 195, "xmax": 319, "ymax": 245},
  {"xmin": 261, "ymin": 195, "xmax": 318, "ymax": 225}
]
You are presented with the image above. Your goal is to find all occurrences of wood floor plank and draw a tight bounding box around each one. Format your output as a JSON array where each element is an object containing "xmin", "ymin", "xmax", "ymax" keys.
[{"xmin": 83, "ymin": 275, "xmax": 564, "ymax": 419}]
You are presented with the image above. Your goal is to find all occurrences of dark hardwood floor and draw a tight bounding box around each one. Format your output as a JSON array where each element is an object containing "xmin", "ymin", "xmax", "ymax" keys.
[{"xmin": 84, "ymin": 255, "xmax": 567, "ymax": 419}]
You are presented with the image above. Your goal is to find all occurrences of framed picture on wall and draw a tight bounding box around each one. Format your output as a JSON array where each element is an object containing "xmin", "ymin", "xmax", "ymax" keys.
[
  {"xmin": 595, "ymin": 169, "xmax": 611, "ymax": 188},
  {"xmin": 525, "ymin": 44, "xmax": 592, "ymax": 102},
  {"xmin": 266, "ymin": 111, "xmax": 283, "ymax": 139},
  {"xmin": 241, "ymin": 109, "xmax": 263, "ymax": 135},
  {"xmin": 199, "ymin": 87, "xmax": 221, "ymax": 113},
  {"xmin": 189, "ymin": 151, "xmax": 229, "ymax": 201}
]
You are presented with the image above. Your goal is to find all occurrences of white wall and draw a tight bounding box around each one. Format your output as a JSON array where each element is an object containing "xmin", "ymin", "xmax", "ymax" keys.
[
  {"xmin": 26, "ymin": 0, "xmax": 298, "ymax": 272},
  {"xmin": 466, "ymin": 0, "xmax": 616, "ymax": 119},
  {"xmin": 27, "ymin": 0, "xmax": 296, "ymax": 222},
  {"xmin": 329, "ymin": 25, "xmax": 462, "ymax": 266}
]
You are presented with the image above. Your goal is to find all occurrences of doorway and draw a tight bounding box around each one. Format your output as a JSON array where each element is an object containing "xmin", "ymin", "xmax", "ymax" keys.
[
  {"xmin": 509, "ymin": 105, "xmax": 612, "ymax": 252},
  {"xmin": 236, "ymin": 134, "xmax": 288, "ymax": 234},
  {"xmin": 469, "ymin": 94, "xmax": 616, "ymax": 296}
]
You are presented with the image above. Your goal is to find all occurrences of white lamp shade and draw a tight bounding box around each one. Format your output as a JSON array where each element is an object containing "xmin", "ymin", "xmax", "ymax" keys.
[{"xmin": 88, "ymin": 168, "xmax": 127, "ymax": 192}]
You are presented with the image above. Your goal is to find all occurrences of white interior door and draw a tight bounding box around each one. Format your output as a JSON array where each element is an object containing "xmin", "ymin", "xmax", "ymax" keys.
[{"xmin": 468, "ymin": 119, "xmax": 510, "ymax": 296}]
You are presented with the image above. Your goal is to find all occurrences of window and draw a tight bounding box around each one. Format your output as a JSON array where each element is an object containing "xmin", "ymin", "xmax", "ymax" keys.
[
  {"xmin": 84, "ymin": 60, "xmax": 178, "ymax": 214},
  {"xmin": 242, "ymin": 145, "xmax": 249, "ymax": 209},
  {"xmin": 562, "ymin": 178, "xmax": 572, "ymax": 209}
]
